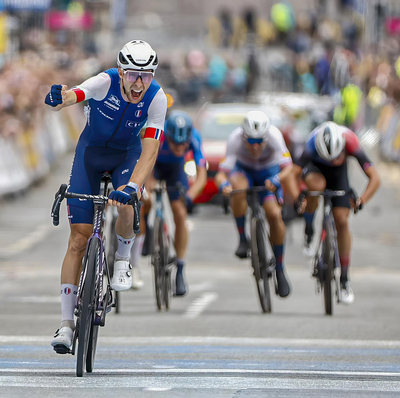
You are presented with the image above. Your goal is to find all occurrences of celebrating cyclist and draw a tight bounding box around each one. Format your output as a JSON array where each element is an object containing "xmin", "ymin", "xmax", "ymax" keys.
[
  {"xmin": 45, "ymin": 40, "xmax": 167, "ymax": 352},
  {"xmin": 293, "ymin": 122, "xmax": 380, "ymax": 304},
  {"xmin": 144, "ymin": 110, "xmax": 207, "ymax": 296},
  {"xmin": 215, "ymin": 110, "xmax": 293, "ymax": 298}
]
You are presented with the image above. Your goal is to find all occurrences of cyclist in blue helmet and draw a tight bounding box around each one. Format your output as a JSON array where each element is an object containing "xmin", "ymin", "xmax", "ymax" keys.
[{"xmin": 146, "ymin": 110, "xmax": 207, "ymax": 296}]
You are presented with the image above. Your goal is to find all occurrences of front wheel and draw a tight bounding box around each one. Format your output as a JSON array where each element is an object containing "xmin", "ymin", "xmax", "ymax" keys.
[
  {"xmin": 251, "ymin": 218, "xmax": 272, "ymax": 313},
  {"xmin": 152, "ymin": 217, "xmax": 164, "ymax": 311},
  {"xmin": 76, "ymin": 239, "xmax": 99, "ymax": 377},
  {"xmin": 323, "ymin": 220, "xmax": 336, "ymax": 316}
]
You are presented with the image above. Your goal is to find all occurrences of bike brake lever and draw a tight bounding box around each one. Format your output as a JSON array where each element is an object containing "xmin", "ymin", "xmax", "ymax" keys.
[{"xmin": 130, "ymin": 192, "xmax": 141, "ymax": 235}]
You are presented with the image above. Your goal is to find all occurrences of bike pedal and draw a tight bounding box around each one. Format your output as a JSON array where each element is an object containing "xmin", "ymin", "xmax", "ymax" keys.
[{"xmin": 53, "ymin": 345, "xmax": 72, "ymax": 355}]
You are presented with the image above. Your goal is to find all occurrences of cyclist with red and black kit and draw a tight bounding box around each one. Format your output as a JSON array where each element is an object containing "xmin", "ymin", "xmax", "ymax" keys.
[
  {"xmin": 45, "ymin": 40, "xmax": 167, "ymax": 353},
  {"xmin": 293, "ymin": 122, "xmax": 380, "ymax": 304}
]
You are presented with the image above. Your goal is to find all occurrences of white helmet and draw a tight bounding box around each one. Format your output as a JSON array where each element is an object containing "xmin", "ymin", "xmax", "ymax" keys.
[
  {"xmin": 117, "ymin": 40, "xmax": 158, "ymax": 71},
  {"xmin": 315, "ymin": 122, "xmax": 345, "ymax": 161},
  {"xmin": 242, "ymin": 110, "xmax": 271, "ymax": 141}
]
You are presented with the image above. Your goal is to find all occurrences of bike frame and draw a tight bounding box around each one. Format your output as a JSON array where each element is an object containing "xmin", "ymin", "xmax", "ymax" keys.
[{"xmin": 246, "ymin": 189, "xmax": 275, "ymax": 273}]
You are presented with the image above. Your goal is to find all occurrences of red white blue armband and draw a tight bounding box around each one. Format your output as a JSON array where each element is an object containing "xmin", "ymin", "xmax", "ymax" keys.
[{"xmin": 144, "ymin": 127, "xmax": 164, "ymax": 141}]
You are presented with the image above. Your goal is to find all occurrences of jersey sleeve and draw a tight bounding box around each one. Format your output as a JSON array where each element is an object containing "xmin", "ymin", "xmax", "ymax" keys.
[
  {"xmin": 74, "ymin": 72, "xmax": 111, "ymax": 101},
  {"xmin": 344, "ymin": 129, "xmax": 373, "ymax": 171},
  {"xmin": 143, "ymin": 88, "xmax": 167, "ymax": 141},
  {"xmin": 190, "ymin": 129, "xmax": 206, "ymax": 168},
  {"xmin": 218, "ymin": 130, "xmax": 240, "ymax": 173},
  {"xmin": 269, "ymin": 126, "xmax": 293, "ymax": 168}
]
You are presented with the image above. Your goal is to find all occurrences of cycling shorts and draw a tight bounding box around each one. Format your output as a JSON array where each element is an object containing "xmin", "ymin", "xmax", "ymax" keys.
[
  {"xmin": 230, "ymin": 163, "xmax": 283, "ymax": 205},
  {"xmin": 67, "ymin": 141, "xmax": 141, "ymax": 224},
  {"xmin": 153, "ymin": 161, "xmax": 188, "ymax": 202},
  {"xmin": 302, "ymin": 161, "xmax": 351, "ymax": 209}
]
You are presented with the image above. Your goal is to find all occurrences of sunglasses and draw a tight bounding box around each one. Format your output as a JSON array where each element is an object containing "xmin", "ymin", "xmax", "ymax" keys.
[
  {"xmin": 247, "ymin": 137, "xmax": 264, "ymax": 145},
  {"xmin": 123, "ymin": 70, "xmax": 154, "ymax": 84}
]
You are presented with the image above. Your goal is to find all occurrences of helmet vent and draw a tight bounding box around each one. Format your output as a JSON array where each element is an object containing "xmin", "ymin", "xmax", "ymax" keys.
[
  {"xmin": 118, "ymin": 52, "xmax": 129, "ymax": 65},
  {"xmin": 323, "ymin": 127, "xmax": 331, "ymax": 154}
]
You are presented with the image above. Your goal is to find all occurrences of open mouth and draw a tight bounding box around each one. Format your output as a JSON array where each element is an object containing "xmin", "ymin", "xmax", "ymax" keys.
[{"xmin": 131, "ymin": 88, "xmax": 142, "ymax": 100}]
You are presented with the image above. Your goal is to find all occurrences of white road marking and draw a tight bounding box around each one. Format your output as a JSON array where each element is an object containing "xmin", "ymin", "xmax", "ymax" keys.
[
  {"xmin": 184, "ymin": 293, "xmax": 218, "ymax": 319},
  {"xmin": 0, "ymin": 368, "xmax": 399, "ymax": 377},
  {"xmin": 0, "ymin": 224, "xmax": 51, "ymax": 257},
  {"xmin": 143, "ymin": 387, "xmax": 173, "ymax": 391},
  {"xmin": 1, "ymin": 335, "xmax": 400, "ymax": 349},
  {"xmin": 0, "ymin": 371, "xmax": 399, "ymax": 391}
]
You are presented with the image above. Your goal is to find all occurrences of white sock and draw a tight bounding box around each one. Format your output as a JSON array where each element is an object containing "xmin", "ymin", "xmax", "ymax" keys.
[
  {"xmin": 61, "ymin": 283, "xmax": 77, "ymax": 324},
  {"xmin": 116, "ymin": 234, "xmax": 135, "ymax": 260},
  {"xmin": 130, "ymin": 234, "xmax": 145, "ymax": 266}
]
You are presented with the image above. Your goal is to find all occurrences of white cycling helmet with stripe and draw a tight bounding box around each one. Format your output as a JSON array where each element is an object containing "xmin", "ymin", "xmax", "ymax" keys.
[
  {"xmin": 315, "ymin": 122, "xmax": 345, "ymax": 161},
  {"xmin": 117, "ymin": 40, "xmax": 158, "ymax": 71},
  {"xmin": 242, "ymin": 110, "xmax": 271, "ymax": 141}
]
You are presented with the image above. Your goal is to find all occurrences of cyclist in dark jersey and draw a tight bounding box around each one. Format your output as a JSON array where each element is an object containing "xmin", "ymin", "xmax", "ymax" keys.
[
  {"xmin": 293, "ymin": 122, "xmax": 380, "ymax": 304},
  {"xmin": 45, "ymin": 40, "xmax": 167, "ymax": 352}
]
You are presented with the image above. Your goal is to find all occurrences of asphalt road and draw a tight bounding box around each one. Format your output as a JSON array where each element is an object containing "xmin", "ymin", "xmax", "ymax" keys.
[{"xmin": 0, "ymin": 148, "xmax": 399, "ymax": 397}]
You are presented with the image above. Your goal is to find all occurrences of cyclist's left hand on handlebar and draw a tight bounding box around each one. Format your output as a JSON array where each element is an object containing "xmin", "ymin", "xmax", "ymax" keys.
[
  {"xmin": 350, "ymin": 197, "xmax": 363, "ymax": 213},
  {"xmin": 349, "ymin": 190, "xmax": 363, "ymax": 214},
  {"xmin": 294, "ymin": 190, "xmax": 307, "ymax": 214},
  {"xmin": 108, "ymin": 184, "xmax": 137, "ymax": 206},
  {"xmin": 264, "ymin": 175, "xmax": 281, "ymax": 192}
]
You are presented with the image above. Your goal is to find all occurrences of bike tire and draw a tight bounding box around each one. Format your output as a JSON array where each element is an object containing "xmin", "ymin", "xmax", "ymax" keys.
[
  {"xmin": 323, "ymin": 221, "xmax": 335, "ymax": 316},
  {"xmin": 153, "ymin": 217, "xmax": 164, "ymax": 311},
  {"xmin": 251, "ymin": 218, "xmax": 272, "ymax": 313},
  {"xmin": 164, "ymin": 269, "xmax": 171, "ymax": 310},
  {"xmin": 86, "ymin": 323, "xmax": 99, "ymax": 373},
  {"xmin": 76, "ymin": 239, "xmax": 99, "ymax": 377}
]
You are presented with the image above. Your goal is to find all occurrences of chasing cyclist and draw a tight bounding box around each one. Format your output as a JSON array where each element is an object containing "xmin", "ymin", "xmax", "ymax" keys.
[
  {"xmin": 144, "ymin": 110, "xmax": 207, "ymax": 296},
  {"xmin": 293, "ymin": 121, "xmax": 380, "ymax": 304},
  {"xmin": 45, "ymin": 40, "xmax": 167, "ymax": 352},
  {"xmin": 215, "ymin": 110, "xmax": 293, "ymax": 298}
]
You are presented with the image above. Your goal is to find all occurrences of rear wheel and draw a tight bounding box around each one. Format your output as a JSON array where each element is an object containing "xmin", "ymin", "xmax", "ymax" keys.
[
  {"xmin": 76, "ymin": 239, "xmax": 99, "ymax": 377},
  {"xmin": 251, "ymin": 218, "xmax": 272, "ymax": 313},
  {"xmin": 323, "ymin": 221, "xmax": 336, "ymax": 315}
]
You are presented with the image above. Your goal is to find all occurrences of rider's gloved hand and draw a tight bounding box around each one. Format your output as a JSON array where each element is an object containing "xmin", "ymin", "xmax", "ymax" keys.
[
  {"xmin": 219, "ymin": 180, "xmax": 232, "ymax": 195},
  {"xmin": 294, "ymin": 190, "xmax": 307, "ymax": 214},
  {"xmin": 45, "ymin": 84, "xmax": 63, "ymax": 107},
  {"xmin": 265, "ymin": 175, "xmax": 281, "ymax": 191},
  {"xmin": 109, "ymin": 183, "xmax": 138, "ymax": 205}
]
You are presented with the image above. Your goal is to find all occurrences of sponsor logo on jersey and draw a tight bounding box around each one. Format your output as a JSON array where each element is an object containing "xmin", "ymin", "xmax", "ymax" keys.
[
  {"xmin": 126, "ymin": 120, "xmax": 140, "ymax": 128},
  {"xmin": 137, "ymin": 102, "xmax": 144, "ymax": 108},
  {"xmin": 135, "ymin": 110, "xmax": 142, "ymax": 117},
  {"xmin": 121, "ymin": 169, "xmax": 129, "ymax": 175},
  {"xmin": 104, "ymin": 94, "xmax": 121, "ymax": 111},
  {"xmin": 282, "ymin": 151, "xmax": 291, "ymax": 158}
]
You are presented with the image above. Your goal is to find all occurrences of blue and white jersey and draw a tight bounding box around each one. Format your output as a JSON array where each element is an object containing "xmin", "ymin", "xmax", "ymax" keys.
[
  {"xmin": 157, "ymin": 128, "xmax": 206, "ymax": 167},
  {"xmin": 219, "ymin": 126, "xmax": 292, "ymax": 173},
  {"xmin": 76, "ymin": 68, "xmax": 167, "ymax": 150}
]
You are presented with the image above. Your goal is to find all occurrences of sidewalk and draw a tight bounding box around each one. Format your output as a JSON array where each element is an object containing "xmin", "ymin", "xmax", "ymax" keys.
[{"xmin": 0, "ymin": 152, "xmax": 74, "ymax": 261}]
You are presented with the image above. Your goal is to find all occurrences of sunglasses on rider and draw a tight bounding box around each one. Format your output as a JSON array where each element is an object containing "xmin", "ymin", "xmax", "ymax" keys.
[
  {"xmin": 123, "ymin": 70, "xmax": 154, "ymax": 84},
  {"xmin": 247, "ymin": 137, "xmax": 264, "ymax": 145}
]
